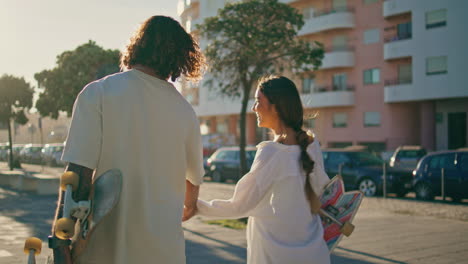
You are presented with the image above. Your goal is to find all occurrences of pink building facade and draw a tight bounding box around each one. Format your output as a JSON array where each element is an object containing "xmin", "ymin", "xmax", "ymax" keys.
[{"xmin": 179, "ymin": 0, "xmax": 468, "ymax": 153}]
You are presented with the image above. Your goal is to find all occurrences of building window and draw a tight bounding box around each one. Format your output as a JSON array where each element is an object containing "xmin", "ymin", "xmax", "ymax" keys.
[
  {"xmin": 333, "ymin": 73, "xmax": 348, "ymax": 91},
  {"xmin": 397, "ymin": 22, "xmax": 412, "ymax": 40},
  {"xmin": 363, "ymin": 0, "xmax": 379, "ymax": 4},
  {"xmin": 333, "ymin": 0, "xmax": 347, "ymax": 12},
  {"xmin": 304, "ymin": 118, "xmax": 315, "ymax": 129},
  {"xmin": 332, "ymin": 35, "xmax": 349, "ymax": 50},
  {"xmin": 302, "ymin": 78, "xmax": 314, "ymax": 94},
  {"xmin": 217, "ymin": 118, "xmax": 228, "ymax": 134},
  {"xmin": 363, "ymin": 68, "xmax": 380, "ymax": 85},
  {"xmin": 398, "ymin": 64, "xmax": 412, "ymax": 84},
  {"xmin": 363, "ymin": 29, "xmax": 380, "ymax": 44},
  {"xmin": 426, "ymin": 56, "xmax": 447, "ymax": 75},
  {"xmin": 333, "ymin": 113, "xmax": 347, "ymax": 128},
  {"xmin": 303, "ymin": 6, "xmax": 314, "ymax": 19},
  {"xmin": 364, "ymin": 112, "xmax": 381, "ymax": 127},
  {"xmin": 426, "ymin": 9, "xmax": 447, "ymax": 29}
]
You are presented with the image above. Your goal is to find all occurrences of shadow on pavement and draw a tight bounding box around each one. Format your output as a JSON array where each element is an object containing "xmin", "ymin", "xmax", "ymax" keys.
[
  {"xmin": 0, "ymin": 186, "xmax": 57, "ymax": 240},
  {"xmin": 184, "ymin": 227, "xmax": 246, "ymax": 264},
  {"xmin": 332, "ymin": 247, "xmax": 407, "ymax": 264}
]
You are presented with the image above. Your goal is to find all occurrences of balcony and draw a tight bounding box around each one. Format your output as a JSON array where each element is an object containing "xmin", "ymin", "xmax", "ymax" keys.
[
  {"xmin": 178, "ymin": 0, "xmax": 200, "ymax": 17},
  {"xmin": 383, "ymin": 0, "xmax": 412, "ymax": 18},
  {"xmin": 320, "ymin": 46, "xmax": 355, "ymax": 69},
  {"xmin": 299, "ymin": 7, "xmax": 355, "ymax": 36},
  {"xmin": 384, "ymin": 34, "xmax": 413, "ymax": 60},
  {"xmin": 302, "ymin": 85, "xmax": 355, "ymax": 108}
]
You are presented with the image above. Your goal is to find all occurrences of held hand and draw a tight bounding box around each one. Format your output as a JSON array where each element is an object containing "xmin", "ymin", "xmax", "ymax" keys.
[{"xmin": 182, "ymin": 205, "xmax": 197, "ymax": 222}]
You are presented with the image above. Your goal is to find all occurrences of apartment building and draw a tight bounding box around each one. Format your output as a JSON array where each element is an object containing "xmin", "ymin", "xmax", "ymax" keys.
[{"xmin": 179, "ymin": 0, "xmax": 468, "ymax": 152}]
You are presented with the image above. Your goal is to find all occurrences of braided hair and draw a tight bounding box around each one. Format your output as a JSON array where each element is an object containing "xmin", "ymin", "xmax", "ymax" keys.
[{"xmin": 258, "ymin": 76, "xmax": 321, "ymax": 213}]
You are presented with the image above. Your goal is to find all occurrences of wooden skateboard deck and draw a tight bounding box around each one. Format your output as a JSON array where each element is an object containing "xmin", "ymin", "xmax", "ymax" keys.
[
  {"xmin": 319, "ymin": 175, "xmax": 363, "ymax": 252},
  {"xmin": 71, "ymin": 169, "xmax": 122, "ymax": 261}
]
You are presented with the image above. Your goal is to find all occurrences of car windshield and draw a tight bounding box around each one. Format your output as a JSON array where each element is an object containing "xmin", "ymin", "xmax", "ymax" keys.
[{"xmin": 350, "ymin": 152, "xmax": 384, "ymax": 166}]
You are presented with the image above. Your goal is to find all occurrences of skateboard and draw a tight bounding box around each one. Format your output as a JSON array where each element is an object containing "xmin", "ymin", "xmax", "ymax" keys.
[
  {"xmin": 319, "ymin": 175, "xmax": 363, "ymax": 252},
  {"xmin": 69, "ymin": 169, "xmax": 122, "ymax": 260},
  {"xmin": 24, "ymin": 169, "xmax": 122, "ymax": 263}
]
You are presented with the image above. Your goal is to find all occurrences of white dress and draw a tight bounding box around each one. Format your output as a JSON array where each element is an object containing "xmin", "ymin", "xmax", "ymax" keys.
[
  {"xmin": 198, "ymin": 140, "xmax": 331, "ymax": 264},
  {"xmin": 62, "ymin": 69, "xmax": 205, "ymax": 264}
]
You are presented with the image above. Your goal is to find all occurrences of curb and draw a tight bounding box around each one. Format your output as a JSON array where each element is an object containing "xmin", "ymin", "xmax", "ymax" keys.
[{"xmin": 0, "ymin": 170, "xmax": 59, "ymax": 195}]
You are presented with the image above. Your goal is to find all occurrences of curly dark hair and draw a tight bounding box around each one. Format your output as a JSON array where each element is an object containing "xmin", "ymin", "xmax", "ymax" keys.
[{"xmin": 120, "ymin": 16, "xmax": 206, "ymax": 82}]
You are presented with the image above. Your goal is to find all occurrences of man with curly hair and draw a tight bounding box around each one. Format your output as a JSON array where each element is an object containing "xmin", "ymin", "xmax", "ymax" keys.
[{"xmin": 50, "ymin": 16, "xmax": 206, "ymax": 264}]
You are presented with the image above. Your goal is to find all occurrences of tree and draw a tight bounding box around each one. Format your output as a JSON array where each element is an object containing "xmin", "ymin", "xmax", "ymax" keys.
[
  {"xmin": 0, "ymin": 75, "xmax": 34, "ymax": 170},
  {"xmin": 198, "ymin": 0, "xmax": 324, "ymax": 174},
  {"xmin": 35, "ymin": 40, "xmax": 120, "ymax": 118}
]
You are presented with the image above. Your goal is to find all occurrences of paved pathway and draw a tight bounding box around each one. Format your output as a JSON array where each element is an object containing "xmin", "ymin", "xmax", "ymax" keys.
[{"xmin": 1, "ymin": 172, "xmax": 468, "ymax": 263}]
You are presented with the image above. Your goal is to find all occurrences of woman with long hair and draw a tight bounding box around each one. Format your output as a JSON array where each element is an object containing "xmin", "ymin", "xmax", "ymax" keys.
[{"xmin": 197, "ymin": 76, "xmax": 331, "ymax": 263}]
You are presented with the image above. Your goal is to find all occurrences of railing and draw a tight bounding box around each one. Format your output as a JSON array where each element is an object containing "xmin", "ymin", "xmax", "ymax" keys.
[
  {"xmin": 314, "ymin": 84, "xmax": 355, "ymax": 93},
  {"xmin": 384, "ymin": 78, "xmax": 412, "ymax": 86},
  {"xmin": 324, "ymin": 45, "xmax": 355, "ymax": 52},
  {"xmin": 313, "ymin": 6, "xmax": 355, "ymax": 17},
  {"xmin": 384, "ymin": 33, "xmax": 412, "ymax": 43}
]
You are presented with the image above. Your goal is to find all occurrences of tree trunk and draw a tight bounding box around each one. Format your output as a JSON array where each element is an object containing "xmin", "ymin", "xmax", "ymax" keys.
[
  {"xmin": 7, "ymin": 118, "xmax": 13, "ymax": 171},
  {"xmin": 239, "ymin": 79, "xmax": 252, "ymax": 176}
]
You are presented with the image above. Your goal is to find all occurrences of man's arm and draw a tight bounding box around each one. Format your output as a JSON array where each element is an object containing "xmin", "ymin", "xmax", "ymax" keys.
[
  {"xmin": 50, "ymin": 163, "xmax": 94, "ymax": 263},
  {"xmin": 182, "ymin": 180, "xmax": 200, "ymax": 221}
]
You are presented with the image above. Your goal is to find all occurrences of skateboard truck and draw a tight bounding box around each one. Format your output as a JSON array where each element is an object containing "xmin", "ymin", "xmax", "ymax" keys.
[
  {"xmin": 320, "ymin": 209, "xmax": 355, "ymax": 237},
  {"xmin": 54, "ymin": 172, "xmax": 91, "ymax": 240}
]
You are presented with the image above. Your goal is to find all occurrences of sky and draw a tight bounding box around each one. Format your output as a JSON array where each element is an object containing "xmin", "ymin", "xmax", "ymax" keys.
[{"xmin": 0, "ymin": 0, "xmax": 180, "ymax": 86}]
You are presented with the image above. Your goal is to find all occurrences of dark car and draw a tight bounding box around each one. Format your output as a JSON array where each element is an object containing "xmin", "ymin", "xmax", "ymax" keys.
[
  {"xmin": 412, "ymin": 150, "xmax": 468, "ymax": 202},
  {"xmin": 205, "ymin": 146, "xmax": 257, "ymax": 182},
  {"xmin": 390, "ymin": 145, "xmax": 427, "ymax": 172},
  {"xmin": 322, "ymin": 150, "xmax": 412, "ymax": 197}
]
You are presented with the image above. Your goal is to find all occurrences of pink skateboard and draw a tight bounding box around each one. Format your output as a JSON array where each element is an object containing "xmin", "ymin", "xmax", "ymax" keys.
[{"xmin": 319, "ymin": 175, "xmax": 363, "ymax": 251}]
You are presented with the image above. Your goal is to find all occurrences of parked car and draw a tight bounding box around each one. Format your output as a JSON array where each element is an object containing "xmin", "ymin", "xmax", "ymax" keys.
[
  {"xmin": 0, "ymin": 143, "xmax": 9, "ymax": 161},
  {"xmin": 19, "ymin": 144, "xmax": 44, "ymax": 164},
  {"xmin": 205, "ymin": 146, "xmax": 257, "ymax": 182},
  {"xmin": 390, "ymin": 146, "xmax": 427, "ymax": 172},
  {"xmin": 322, "ymin": 149, "xmax": 412, "ymax": 197},
  {"xmin": 412, "ymin": 150, "xmax": 468, "ymax": 202},
  {"xmin": 41, "ymin": 143, "xmax": 65, "ymax": 167},
  {"xmin": 6, "ymin": 144, "xmax": 25, "ymax": 168}
]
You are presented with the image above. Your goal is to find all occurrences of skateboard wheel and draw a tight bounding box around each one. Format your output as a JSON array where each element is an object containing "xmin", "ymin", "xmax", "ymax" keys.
[
  {"xmin": 340, "ymin": 222, "xmax": 355, "ymax": 237},
  {"xmin": 55, "ymin": 218, "xmax": 75, "ymax": 240},
  {"xmin": 24, "ymin": 237, "xmax": 42, "ymax": 255},
  {"xmin": 60, "ymin": 171, "xmax": 79, "ymax": 191}
]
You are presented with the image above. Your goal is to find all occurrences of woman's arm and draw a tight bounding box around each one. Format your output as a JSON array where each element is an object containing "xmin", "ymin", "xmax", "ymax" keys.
[{"xmin": 197, "ymin": 144, "xmax": 279, "ymax": 219}]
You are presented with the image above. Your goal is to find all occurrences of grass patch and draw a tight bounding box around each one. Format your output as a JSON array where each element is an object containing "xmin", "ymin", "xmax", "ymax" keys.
[{"xmin": 204, "ymin": 219, "xmax": 247, "ymax": 230}]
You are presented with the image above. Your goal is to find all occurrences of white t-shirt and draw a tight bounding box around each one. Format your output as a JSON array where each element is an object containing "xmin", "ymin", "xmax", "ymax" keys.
[
  {"xmin": 62, "ymin": 69, "xmax": 204, "ymax": 264},
  {"xmin": 198, "ymin": 140, "xmax": 331, "ymax": 264}
]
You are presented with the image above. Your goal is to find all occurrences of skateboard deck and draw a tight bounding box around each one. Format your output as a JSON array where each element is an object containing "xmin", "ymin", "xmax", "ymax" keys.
[
  {"xmin": 71, "ymin": 169, "xmax": 122, "ymax": 260},
  {"xmin": 319, "ymin": 175, "xmax": 363, "ymax": 252}
]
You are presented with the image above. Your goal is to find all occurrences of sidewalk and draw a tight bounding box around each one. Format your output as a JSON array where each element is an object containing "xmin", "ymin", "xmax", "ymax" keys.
[
  {"xmin": 0, "ymin": 162, "xmax": 60, "ymax": 195},
  {"xmin": 1, "ymin": 166, "xmax": 468, "ymax": 263}
]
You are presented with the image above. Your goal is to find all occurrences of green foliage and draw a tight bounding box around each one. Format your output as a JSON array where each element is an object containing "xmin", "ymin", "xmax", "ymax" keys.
[
  {"xmin": 197, "ymin": 0, "xmax": 324, "ymax": 174},
  {"xmin": 198, "ymin": 0, "xmax": 324, "ymax": 98},
  {"xmin": 0, "ymin": 74, "xmax": 33, "ymax": 124},
  {"xmin": 0, "ymin": 74, "xmax": 33, "ymax": 170},
  {"xmin": 35, "ymin": 40, "xmax": 120, "ymax": 118},
  {"xmin": 205, "ymin": 219, "xmax": 247, "ymax": 230}
]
